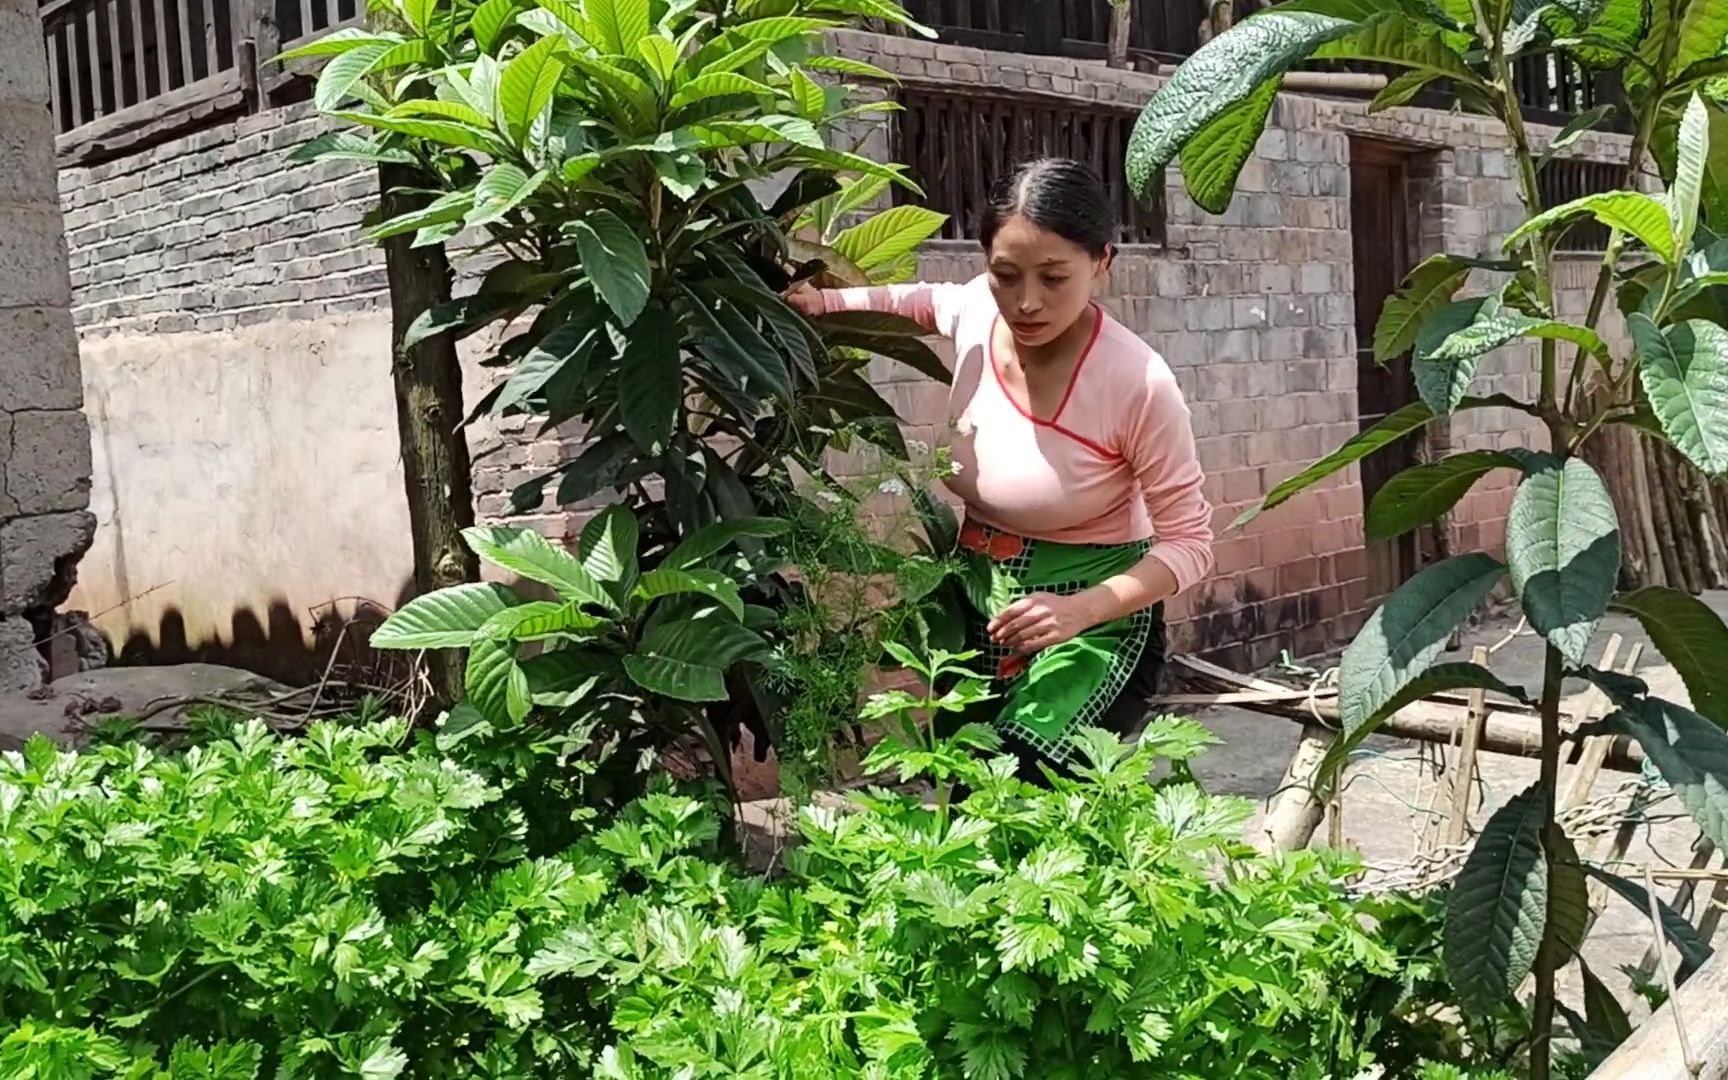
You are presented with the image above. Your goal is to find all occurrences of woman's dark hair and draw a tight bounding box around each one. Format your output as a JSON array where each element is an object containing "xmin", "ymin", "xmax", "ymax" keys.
[{"xmin": 979, "ymin": 158, "xmax": 1115, "ymax": 259}]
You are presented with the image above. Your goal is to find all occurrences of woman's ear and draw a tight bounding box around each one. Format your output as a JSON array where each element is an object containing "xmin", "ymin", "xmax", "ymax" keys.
[{"xmin": 1097, "ymin": 245, "xmax": 1115, "ymax": 281}]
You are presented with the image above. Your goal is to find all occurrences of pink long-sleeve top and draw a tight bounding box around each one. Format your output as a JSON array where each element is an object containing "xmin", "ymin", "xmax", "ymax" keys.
[{"xmin": 815, "ymin": 275, "xmax": 1215, "ymax": 595}]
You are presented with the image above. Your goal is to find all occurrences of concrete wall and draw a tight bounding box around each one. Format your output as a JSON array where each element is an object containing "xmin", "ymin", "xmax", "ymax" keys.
[
  {"xmin": 2, "ymin": 0, "xmax": 93, "ymax": 691},
  {"xmin": 55, "ymin": 29, "xmax": 1641, "ymax": 674}
]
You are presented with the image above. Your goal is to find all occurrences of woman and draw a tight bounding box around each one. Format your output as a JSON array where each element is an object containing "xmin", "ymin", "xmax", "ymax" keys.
[{"xmin": 789, "ymin": 158, "xmax": 1215, "ymax": 780}]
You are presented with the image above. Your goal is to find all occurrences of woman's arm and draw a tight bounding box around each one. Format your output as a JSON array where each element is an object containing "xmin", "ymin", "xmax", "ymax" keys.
[
  {"xmin": 786, "ymin": 280, "xmax": 974, "ymax": 338},
  {"xmin": 990, "ymin": 367, "xmax": 1214, "ymax": 652}
]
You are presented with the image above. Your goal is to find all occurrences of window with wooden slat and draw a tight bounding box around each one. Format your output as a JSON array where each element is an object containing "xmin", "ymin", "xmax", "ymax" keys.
[
  {"xmin": 891, "ymin": 86, "xmax": 1168, "ymax": 247},
  {"xmin": 1537, "ymin": 158, "xmax": 1624, "ymax": 254}
]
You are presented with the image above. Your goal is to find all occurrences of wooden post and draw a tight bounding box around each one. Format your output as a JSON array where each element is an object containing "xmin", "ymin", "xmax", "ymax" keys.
[
  {"xmin": 1260, "ymin": 723, "xmax": 1336, "ymax": 852},
  {"xmin": 1443, "ymin": 646, "xmax": 1493, "ymax": 847},
  {"xmin": 1106, "ymin": 0, "xmax": 1131, "ymax": 69},
  {"xmin": 1588, "ymin": 944, "xmax": 1728, "ymax": 1077}
]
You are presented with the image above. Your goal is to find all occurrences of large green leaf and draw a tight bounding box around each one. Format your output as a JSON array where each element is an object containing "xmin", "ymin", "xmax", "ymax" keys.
[
  {"xmin": 1179, "ymin": 76, "xmax": 1281, "ymax": 215},
  {"xmin": 276, "ymin": 27, "xmax": 402, "ymax": 61},
  {"xmin": 634, "ymin": 568, "xmax": 744, "ymax": 620},
  {"xmin": 665, "ymin": 517, "xmax": 790, "ymax": 568},
  {"xmin": 1241, "ymin": 401, "xmax": 1431, "ymax": 527},
  {"xmin": 1549, "ymin": 829, "xmax": 1590, "ymax": 961},
  {"xmin": 578, "ymin": 505, "xmax": 640, "ymax": 589},
  {"xmin": 1339, "ymin": 553, "xmax": 1507, "ymax": 736},
  {"xmin": 571, "ymin": 210, "xmax": 651, "ymax": 326},
  {"xmin": 1632, "ymin": 313, "xmax": 1728, "ymax": 475},
  {"xmin": 466, "ymin": 638, "xmax": 531, "ymax": 724},
  {"xmin": 1672, "ymin": 95, "xmax": 1713, "ymax": 256},
  {"xmin": 467, "ymin": 164, "xmax": 549, "ymax": 227},
  {"xmin": 1365, "ymin": 450, "xmax": 1526, "ymax": 543},
  {"xmin": 332, "ymin": 111, "xmax": 502, "ymax": 155},
  {"xmin": 287, "ymin": 131, "xmax": 418, "ymax": 166},
  {"xmin": 1369, "ymin": 68, "xmax": 1443, "ymax": 111},
  {"xmin": 617, "ymin": 313, "xmax": 684, "ymax": 454},
  {"xmin": 831, "ymin": 206, "xmax": 950, "ymax": 273},
  {"xmin": 1373, "ymin": 254, "xmax": 1473, "ymax": 362},
  {"xmin": 624, "ymin": 609, "xmax": 767, "ymax": 702},
  {"xmin": 314, "ymin": 43, "xmax": 392, "ymax": 112},
  {"xmin": 1584, "ymin": 864, "xmax": 1715, "ymax": 978},
  {"xmin": 373, "ymin": 583, "xmax": 521, "ymax": 649},
  {"xmin": 1318, "ymin": 662, "xmax": 1531, "ymax": 793},
  {"xmin": 706, "ymin": 280, "xmax": 819, "ymax": 383},
  {"xmin": 470, "ymin": 0, "xmax": 521, "ymax": 53},
  {"xmin": 1126, "ymin": 9, "xmax": 1364, "ymax": 204},
  {"xmin": 369, "ymin": 190, "xmax": 476, "ymax": 242},
  {"xmin": 1578, "ymin": 957, "xmax": 1634, "ymax": 1054},
  {"xmin": 500, "ymin": 36, "xmax": 569, "ymax": 145},
  {"xmin": 1425, "ymin": 309, "xmax": 1611, "ymax": 370},
  {"xmin": 555, "ymin": 431, "xmax": 641, "ymax": 505},
  {"xmin": 1443, "ymin": 785, "xmax": 1549, "ymax": 1012},
  {"xmin": 493, "ymin": 309, "xmax": 607, "ymax": 415},
  {"xmin": 1506, "ymin": 456, "xmax": 1621, "ymax": 666},
  {"xmin": 462, "ymin": 526, "xmax": 618, "ymax": 611},
  {"xmin": 669, "ymin": 72, "xmax": 776, "ymax": 109},
  {"xmin": 404, "ymin": 292, "xmax": 522, "ymax": 349},
  {"xmin": 1413, "ymin": 296, "xmax": 1497, "ymax": 414},
  {"xmin": 1598, "ymin": 695, "xmax": 1728, "ymax": 852},
  {"xmin": 1504, "ymin": 190, "xmax": 1677, "ymax": 263},
  {"xmin": 522, "ymin": 648, "xmax": 617, "ymax": 708},
  {"xmin": 1311, "ymin": 11, "xmax": 1480, "ymax": 80},
  {"xmin": 679, "ymin": 285, "xmax": 794, "ymax": 401},
  {"xmin": 1613, "ymin": 587, "xmax": 1728, "ymax": 726},
  {"xmin": 813, "ymin": 310, "xmax": 951, "ymax": 384}
]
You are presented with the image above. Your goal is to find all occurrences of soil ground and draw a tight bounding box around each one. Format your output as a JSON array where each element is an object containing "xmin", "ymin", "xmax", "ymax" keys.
[{"xmin": 1190, "ymin": 591, "xmax": 1728, "ymax": 1022}]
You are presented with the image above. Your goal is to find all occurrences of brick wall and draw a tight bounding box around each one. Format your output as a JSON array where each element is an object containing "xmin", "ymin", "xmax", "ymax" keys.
[{"xmin": 55, "ymin": 29, "xmax": 1640, "ymax": 672}]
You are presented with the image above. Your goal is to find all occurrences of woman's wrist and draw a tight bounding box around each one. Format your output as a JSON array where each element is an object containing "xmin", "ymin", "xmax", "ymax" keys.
[{"xmin": 1070, "ymin": 585, "xmax": 1123, "ymax": 631}]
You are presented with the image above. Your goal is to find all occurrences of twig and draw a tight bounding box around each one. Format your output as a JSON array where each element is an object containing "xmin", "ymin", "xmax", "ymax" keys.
[
  {"xmin": 12, "ymin": 581, "xmax": 175, "ymax": 654},
  {"xmin": 131, "ymin": 682, "xmax": 351, "ymax": 724},
  {"xmin": 1644, "ymin": 865, "xmax": 1702, "ymax": 1078}
]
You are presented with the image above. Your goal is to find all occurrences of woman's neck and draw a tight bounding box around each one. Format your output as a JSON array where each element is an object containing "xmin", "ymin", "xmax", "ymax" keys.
[{"xmin": 1014, "ymin": 305, "xmax": 1098, "ymax": 368}]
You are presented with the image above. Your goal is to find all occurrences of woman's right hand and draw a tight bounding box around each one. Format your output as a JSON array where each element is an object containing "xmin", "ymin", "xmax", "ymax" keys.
[{"xmin": 784, "ymin": 282, "xmax": 825, "ymax": 317}]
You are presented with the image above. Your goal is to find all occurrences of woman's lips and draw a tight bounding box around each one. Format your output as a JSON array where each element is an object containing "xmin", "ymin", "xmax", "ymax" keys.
[{"xmin": 1010, "ymin": 320, "xmax": 1048, "ymax": 335}]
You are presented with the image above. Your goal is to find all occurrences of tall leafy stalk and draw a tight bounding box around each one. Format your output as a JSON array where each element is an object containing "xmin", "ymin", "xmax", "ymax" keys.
[{"xmin": 1130, "ymin": 0, "xmax": 1728, "ymax": 1070}]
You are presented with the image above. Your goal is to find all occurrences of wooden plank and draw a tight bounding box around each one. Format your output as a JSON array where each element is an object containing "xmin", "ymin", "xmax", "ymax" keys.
[
  {"xmin": 67, "ymin": 14, "xmax": 88, "ymax": 129},
  {"xmin": 300, "ymin": 0, "xmax": 317, "ymax": 40},
  {"xmin": 56, "ymin": 72, "xmax": 244, "ymax": 164},
  {"xmin": 105, "ymin": 0, "xmax": 125, "ymax": 110},
  {"xmin": 1168, "ymin": 655, "xmax": 1650, "ymax": 774},
  {"xmin": 176, "ymin": 0, "xmax": 197, "ymax": 85},
  {"xmin": 1561, "ymin": 639, "xmax": 1639, "ymax": 813},
  {"xmin": 1589, "ymin": 939, "xmax": 1728, "ymax": 1076},
  {"xmin": 46, "ymin": 25, "xmax": 64, "ymax": 133},
  {"xmin": 204, "ymin": 0, "xmax": 219, "ymax": 76},
  {"xmin": 1444, "ymin": 645, "xmax": 1494, "ymax": 847},
  {"xmin": 152, "ymin": 0, "xmax": 174, "ymax": 91},
  {"xmin": 85, "ymin": 0, "xmax": 106, "ymax": 119},
  {"xmin": 129, "ymin": 0, "xmax": 149, "ymax": 106}
]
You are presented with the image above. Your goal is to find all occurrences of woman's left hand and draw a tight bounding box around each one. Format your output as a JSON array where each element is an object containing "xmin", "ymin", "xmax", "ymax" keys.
[{"xmin": 988, "ymin": 591, "xmax": 1094, "ymax": 653}]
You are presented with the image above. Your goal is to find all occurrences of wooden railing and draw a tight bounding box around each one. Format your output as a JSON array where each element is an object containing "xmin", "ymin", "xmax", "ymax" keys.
[
  {"xmin": 36, "ymin": 0, "xmax": 366, "ymax": 164},
  {"xmin": 37, "ymin": 0, "xmax": 1620, "ymax": 165},
  {"xmin": 902, "ymin": 0, "xmax": 1203, "ymax": 63},
  {"xmin": 893, "ymin": 85, "xmax": 1168, "ymax": 245},
  {"xmin": 40, "ymin": 0, "xmax": 254, "ymax": 161},
  {"xmin": 903, "ymin": 0, "xmax": 1619, "ymax": 125}
]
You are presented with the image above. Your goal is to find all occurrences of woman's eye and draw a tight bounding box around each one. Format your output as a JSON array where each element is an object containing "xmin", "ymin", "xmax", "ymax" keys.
[{"xmin": 1043, "ymin": 277, "xmax": 1069, "ymax": 287}]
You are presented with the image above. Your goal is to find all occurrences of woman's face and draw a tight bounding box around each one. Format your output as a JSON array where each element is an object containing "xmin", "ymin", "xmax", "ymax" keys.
[{"xmin": 985, "ymin": 213, "xmax": 1110, "ymax": 349}]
